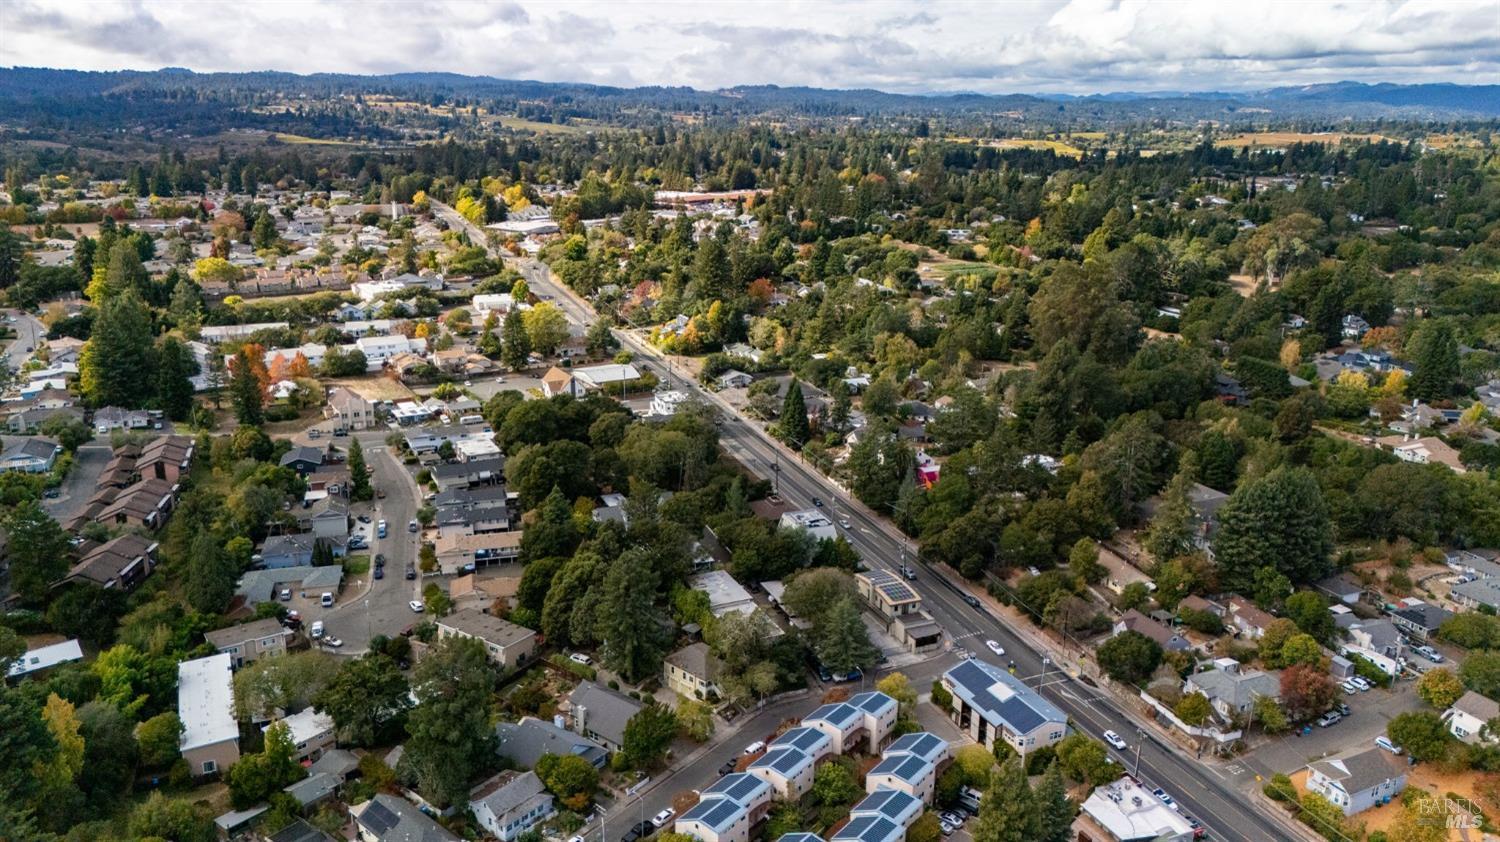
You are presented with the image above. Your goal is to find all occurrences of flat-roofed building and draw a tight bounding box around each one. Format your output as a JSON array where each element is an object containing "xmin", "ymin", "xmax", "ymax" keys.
[
  {"xmin": 1073, "ymin": 776, "xmax": 1194, "ymax": 842},
  {"xmin": 179, "ymin": 654, "xmax": 241, "ymax": 777}
]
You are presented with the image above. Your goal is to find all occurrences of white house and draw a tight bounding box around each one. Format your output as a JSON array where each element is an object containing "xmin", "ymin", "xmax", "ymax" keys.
[
  {"xmin": 1306, "ymin": 748, "xmax": 1408, "ymax": 815},
  {"xmin": 355, "ymin": 335, "xmax": 428, "ymax": 371},
  {"xmin": 1443, "ymin": 691, "xmax": 1499, "ymax": 744}
]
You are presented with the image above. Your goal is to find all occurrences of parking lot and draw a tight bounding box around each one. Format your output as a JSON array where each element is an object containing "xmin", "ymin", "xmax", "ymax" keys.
[{"xmin": 1243, "ymin": 677, "xmax": 1423, "ymax": 777}]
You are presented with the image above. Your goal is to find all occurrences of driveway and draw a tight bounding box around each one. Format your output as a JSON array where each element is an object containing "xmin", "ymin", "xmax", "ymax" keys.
[
  {"xmin": 1242, "ymin": 678, "xmax": 1423, "ymax": 776},
  {"xmin": 43, "ymin": 444, "xmax": 111, "ymax": 522}
]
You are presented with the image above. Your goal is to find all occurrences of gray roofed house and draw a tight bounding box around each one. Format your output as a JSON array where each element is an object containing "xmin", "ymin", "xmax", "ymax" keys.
[
  {"xmin": 1453, "ymin": 578, "xmax": 1500, "ymax": 612},
  {"xmin": 1113, "ymin": 609, "xmax": 1192, "ymax": 652},
  {"xmin": 269, "ymin": 818, "xmax": 337, "ymax": 842},
  {"xmin": 235, "ymin": 565, "xmax": 343, "ymax": 607},
  {"xmin": 280, "ymin": 446, "xmax": 326, "ymax": 475},
  {"xmin": 470, "ymin": 771, "xmax": 554, "ymax": 842},
  {"xmin": 494, "ymin": 716, "xmax": 607, "ymax": 769},
  {"xmin": 941, "ymin": 658, "xmax": 1068, "ymax": 755},
  {"xmin": 308, "ymin": 747, "xmax": 361, "ymax": 780},
  {"xmin": 565, "ymin": 681, "xmax": 645, "ymax": 753},
  {"xmin": 261, "ymin": 533, "xmax": 319, "ymax": 568},
  {"xmin": 1306, "ymin": 747, "xmax": 1408, "ymax": 815},
  {"xmin": 205, "ymin": 617, "xmax": 293, "ymax": 668},
  {"xmin": 1317, "ymin": 573, "xmax": 1366, "ymax": 605},
  {"xmin": 664, "ymin": 641, "xmax": 723, "ymax": 700},
  {"xmin": 284, "ymin": 771, "xmax": 340, "ymax": 808},
  {"xmin": 1388, "ymin": 599, "xmax": 1454, "ymax": 641},
  {"xmin": 351, "ymin": 793, "xmax": 459, "ymax": 842},
  {"xmin": 1443, "ymin": 691, "xmax": 1500, "ymax": 744},
  {"xmin": 1179, "ymin": 594, "xmax": 1224, "ymax": 617},
  {"xmin": 0, "ymin": 437, "xmax": 62, "ymax": 473},
  {"xmin": 435, "ymin": 609, "xmax": 536, "ymax": 671},
  {"xmin": 1183, "ymin": 660, "xmax": 1280, "ymax": 720}
]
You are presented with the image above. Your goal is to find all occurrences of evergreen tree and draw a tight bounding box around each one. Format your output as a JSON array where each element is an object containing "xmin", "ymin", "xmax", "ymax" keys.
[
  {"xmin": 87, "ymin": 243, "xmax": 147, "ymax": 301},
  {"xmin": 155, "ymin": 337, "xmax": 196, "ymax": 421},
  {"xmin": 79, "ymin": 290, "xmax": 155, "ymax": 408},
  {"xmin": 251, "ymin": 213, "xmax": 277, "ymax": 250},
  {"xmin": 600, "ymin": 549, "xmax": 668, "ymax": 683},
  {"xmin": 1408, "ymin": 320, "xmax": 1459, "ymax": 402},
  {"xmin": 478, "ymin": 313, "xmax": 501, "ymax": 357},
  {"xmin": 971, "ymin": 758, "xmax": 1040, "ymax": 842},
  {"xmin": 6, "ymin": 500, "xmax": 70, "ymax": 604},
  {"xmin": 1035, "ymin": 763, "xmax": 1075, "ymax": 842},
  {"xmin": 1144, "ymin": 465, "xmax": 1196, "ymax": 563},
  {"xmin": 0, "ymin": 224, "xmax": 19, "ymax": 289},
  {"xmin": 184, "ymin": 531, "xmax": 234, "ymax": 614},
  {"xmin": 828, "ymin": 379, "xmax": 851, "ymax": 432},
  {"xmin": 168, "ymin": 277, "xmax": 203, "ymax": 331},
  {"xmin": 815, "ymin": 597, "xmax": 876, "ymax": 675},
  {"xmin": 402, "ymin": 636, "xmax": 497, "ymax": 807},
  {"xmin": 501, "ymin": 307, "xmax": 532, "ymax": 371},
  {"xmin": 229, "ymin": 349, "xmax": 265, "ymax": 426},
  {"xmin": 781, "ymin": 379, "xmax": 810, "ymax": 447},
  {"xmin": 1212, "ymin": 467, "xmax": 1332, "ymax": 593},
  {"xmin": 347, "ymin": 438, "xmax": 373, "ymax": 501},
  {"xmin": 586, "ymin": 317, "xmax": 616, "ymax": 357}
]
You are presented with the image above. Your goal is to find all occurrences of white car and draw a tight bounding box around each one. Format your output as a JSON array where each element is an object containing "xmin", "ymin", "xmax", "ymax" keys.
[
  {"xmin": 409, "ymin": 600, "xmax": 426, "ymax": 613},
  {"xmin": 310, "ymin": 620, "xmax": 325, "ymax": 638},
  {"xmin": 985, "ymin": 640, "xmax": 1005, "ymax": 656},
  {"xmin": 743, "ymin": 741, "xmax": 767, "ymax": 756},
  {"xmin": 1341, "ymin": 680, "xmax": 1360, "ymax": 694},
  {"xmin": 569, "ymin": 653, "xmax": 593, "ymax": 666},
  {"xmin": 1351, "ymin": 676, "xmax": 1373, "ymax": 691},
  {"xmin": 651, "ymin": 808, "xmax": 676, "ymax": 828},
  {"xmin": 1103, "ymin": 730, "xmax": 1128, "ymax": 750},
  {"xmin": 322, "ymin": 637, "xmax": 344, "ymax": 648}
]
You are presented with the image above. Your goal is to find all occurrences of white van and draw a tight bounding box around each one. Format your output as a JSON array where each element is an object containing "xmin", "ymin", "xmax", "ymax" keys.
[
  {"xmin": 320, "ymin": 592, "xmax": 334, "ymax": 607},
  {"xmin": 310, "ymin": 620, "xmax": 325, "ymax": 638},
  {"xmin": 1375, "ymin": 736, "xmax": 1403, "ymax": 755},
  {"xmin": 460, "ymin": 414, "xmax": 484, "ymax": 425}
]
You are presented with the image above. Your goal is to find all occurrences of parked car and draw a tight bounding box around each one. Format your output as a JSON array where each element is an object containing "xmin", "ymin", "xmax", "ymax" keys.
[
  {"xmin": 405, "ymin": 565, "xmax": 416, "ymax": 580},
  {"xmin": 744, "ymin": 741, "xmax": 766, "ymax": 756},
  {"xmin": 310, "ymin": 621, "xmax": 324, "ymax": 638},
  {"xmin": 651, "ymin": 809, "xmax": 675, "ymax": 828},
  {"xmin": 357, "ymin": 515, "xmax": 372, "ymax": 524},
  {"xmin": 962, "ymin": 594, "xmax": 982, "ymax": 608},
  {"xmin": 569, "ymin": 653, "xmax": 593, "ymax": 666},
  {"xmin": 1414, "ymin": 645, "xmax": 1444, "ymax": 663},
  {"xmin": 322, "ymin": 637, "xmax": 343, "ymax": 648},
  {"xmin": 985, "ymin": 640, "xmax": 1005, "ymax": 656},
  {"xmin": 375, "ymin": 554, "xmax": 385, "ymax": 567},
  {"xmin": 1103, "ymin": 730, "xmax": 1128, "ymax": 750},
  {"xmin": 409, "ymin": 519, "xmax": 419, "ymax": 532},
  {"xmin": 1375, "ymin": 736, "xmax": 1404, "ymax": 755},
  {"xmin": 900, "ymin": 565, "xmax": 918, "ymax": 580},
  {"xmin": 1151, "ymin": 788, "xmax": 1177, "ymax": 811},
  {"xmin": 42, "ymin": 488, "xmax": 60, "ymax": 498},
  {"xmin": 1341, "ymin": 680, "xmax": 1360, "ymax": 694},
  {"xmin": 377, "ymin": 519, "xmax": 388, "ymax": 538},
  {"xmin": 373, "ymin": 567, "xmax": 383, "ymax": 580},
  {"xmin": 1334, "ymin": 702, "xmax": 1351, "ymax": 717},
  {"xmin": 320, "ymin": 592, "xmax": 334, "ymax": 607},
  {"xmin": 939, "ymin": 821, "xmax": 954, "ymax": 836},
  {"xmin": 1351, "ymin": 676, "xmax": 1374, "ymax": 691},
  {"xmin": 279, "ymin": 588, "xmax": 292, "ymax": 601},
  {"xmin": 718, "ymin": 759, "xmax": 738, "ymax": 776},
  {"xmin": 1316, "ymin": 711, "xmax": 1342, "ymax": 727},
  {"xmin": 409, "ymin": 600, "xmax": 425, "ymax": 613}
]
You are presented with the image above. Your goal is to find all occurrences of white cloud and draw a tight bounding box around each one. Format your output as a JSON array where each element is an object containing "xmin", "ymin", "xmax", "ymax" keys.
[{"xmin": 1, "ymin": 0, "xmax": 1495, "ymax": 93}]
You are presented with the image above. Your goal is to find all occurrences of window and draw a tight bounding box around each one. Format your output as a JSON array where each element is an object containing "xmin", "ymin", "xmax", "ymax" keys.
[{"xmin": 202, "ymin": 760, "xmax": 217, "ymax": 774}]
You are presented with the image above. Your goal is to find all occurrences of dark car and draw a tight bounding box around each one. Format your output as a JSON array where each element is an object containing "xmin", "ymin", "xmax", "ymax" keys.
[
  {"xmin": 357, "ymin": 515, "xmax": 372, "ymax": 524},
  {"xmin": 375, "ymin": 554, "xmax": 386, "ymax": 567},
  {"xmin": 962, "ymin": 594, "xmax": 982, "ymax": 608},
  {"xmin": 43, "ymin": 488, "xmax": 61, "ymax": 498},
  {"xmin": 811, "ymin": 497, "xmax": 824, "ymax": 507},
  {"xmin": 373, "ymin": 567, "xmax": 384, "ymax": 580},
  {"xmin": 622, "ymin": 821, "xmax": 655, "ymax": 842},
  {"xmin": 405, "ymin": 566, "xmax": 417, "ymax": 580}
]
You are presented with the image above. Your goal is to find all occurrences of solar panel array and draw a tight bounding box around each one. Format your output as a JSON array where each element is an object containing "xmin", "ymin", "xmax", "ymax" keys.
[
  {"xmin": 864, "ymin": 569, "xmax": 918, "ymax": 603},
  {"xmin": 946, "ymin": 658, "xmax": 1066, "ymax": 735}
]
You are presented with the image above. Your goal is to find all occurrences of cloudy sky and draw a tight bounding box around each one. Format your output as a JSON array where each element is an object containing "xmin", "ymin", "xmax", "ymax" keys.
[{"xmin": 2, "ymin": 0, "xmax": 1497, "ymax": 94}]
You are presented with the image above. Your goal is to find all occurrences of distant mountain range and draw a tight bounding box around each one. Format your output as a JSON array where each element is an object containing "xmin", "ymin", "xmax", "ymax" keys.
[{"xmin": 1, "ymin": 67, "xmax": 1496, "ymax": 132}]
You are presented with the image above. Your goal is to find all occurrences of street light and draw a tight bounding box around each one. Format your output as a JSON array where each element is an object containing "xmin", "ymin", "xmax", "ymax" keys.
[{"xmin": 1133, "ymin": 728, "xmax": 1145, "ymax": 776}]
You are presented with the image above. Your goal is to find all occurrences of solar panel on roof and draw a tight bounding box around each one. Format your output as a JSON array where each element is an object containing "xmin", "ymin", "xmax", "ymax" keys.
[
  {"xmin": 703, "ymin": 798, "xmax": 743, "ymax": 829},
  {"xmin": 770, "ymin": 747, "xmax": 808, "ymax": 774},
  {"xmin": 361, "ymin": 800, "xmax": 399, "ymax": 835}
]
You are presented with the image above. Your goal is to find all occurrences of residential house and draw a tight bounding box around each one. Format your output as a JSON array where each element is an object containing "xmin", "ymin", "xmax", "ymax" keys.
[
  {"xmin": 779, "ymin": 509, "xmax": 837, "ymax": 541},
  {"xmin": 866, "ymin": 732, "xmax": 949, "ymax": 804},
  {"xmin": 1388, "ymin": 598, "xmax": 1454, "ymax": 642},
  {"xmin": 93, "ymin": 406, "xmax": 152, "ymax": 435},
  {"xmin": 798, "ymin": 692, "xmax": 899, "ymax": 755},
  {"xmin": 179, "ymin": 654, "xmax": 241, "ymax": 777},
  {"xmin": 1317, "ymin": 573, "xmax": 1366, "ymax": 605},
  {"xmin": 6, "ymin": 639, "xmax": 84, "ymax": 682},
  {"xmin": 200, "ymin": 322, "xmax": 291, "ymax": 343},
  {"xmin": 76, "ymin": 477, "xmax": 179, "ymax": 530},
  {"xmin": 829, "ymin": 815, "xmax": 902, "ymax": 842},
  {"xmin": 1183, "ymin": 660, "xmax": 1280, "ymax": 722},
  {"xmin": 718, "ymin": 369, "xmax": 753, "ymax": 390},
  {"xmin": 664, "ymin": 642, "xmax": 723, "ymax": 700},
  {"xmin": 541, "ymin": 367, "xmax": 579, "ymax": 398},
  {"xmin": 280, "ymin": 445, "xmax": 326, "ymax": 475},
  {"xmin": 565, "ymin": 681, "xmax": 644, "ymax": 754},
  {"xmin": 747, "ymin": 744, "xmax": 818, "ymax": 800},
  {"xmin": 1073, "ymin": 776, "xmax": 1194, "ymax": 842},
  {"xmin": 350, "ymin": 794, "xmax": 459, "ymax": 842},
  {"xmin": 266, "ymin": 819, "xmax": 337, "ymax": 842},
  {"xmin": 1380, "ymin": 435, "xmax": 1467, "ymax": 473},
  {"xmin": 1226, "ymin": 596, "xmax": 1276, "ymax": 639},
  {"xmin": 856, "ymin": 569, "xmax": 923, "ymax": 622},
  {"xmin": 848, "ymin": 789, "xmax": 922, "ymax": 834},
  {"xmin": 45, "ymin": 337, "xmax": 86, "ymax": 364},
  {"xmin": 572, "ymin": 363, "xmax": 641, "ymax": 391},
  {"xmin": 0, "ymin": 437, "xmax": 61, "ymax": 473},
  {"xmin": 260, "ymin": 534, "xmax": 320, "ymax": 569},
  {"xmin": 433, "ymin": 529, "xmax": 522, "ymax": 574},
  {"xmin": 674, "ymin": 773, "xmax": 773, "ymax": 842},
  {"xmin": 1306, "ymin": 747, "xmax": 1408, "ymax": 815},
  {"xmin": 1113, "ymin": 609, "xmax": 1192, "ymax": 652},
  {"xmin": 6, "ymin": 405, "xmax": 84, "ymax": 433},
  {"xmin": 268, "ymin": 708, "xmax": 336, "ymax": 762},
  {"xmin": 135, "ymin": 435, "xmax": 195, "ymax": 482},
  {"xmin": 233, "ymin": 566, "xmax": 343, "ymax": 610},
  {"xmin": 325, "ymin": 387, "xmax": 376, "ymax": 431},
  {"xmin": 297, "ymin": 497, "xmax": 348, "ymax": 544},
  {"xmin": 494, "ymin": 716, "xmax": 607, "ymax": 770},
  {"xmin": 471, "ymin": 771, "xmax": 554, "ymax": 842},
  {"xmin": 355, "ymin": 335, "xmax": 428, "ymax": 371},
  {"xmin": 941, "ymin": 659, "xmax": 1069, "ymax": 756},
  {"xmin": 205, "ymin": 618, "xmax": 293, "ymax": 669},
  {"xmin": 1452, "ymin": 578, "xmax": 1500, "ymax": 612},
  {"xmin": 1179, "ymin": 595, "xmax": 1224, "ymax": 618},
  {"xmin": 431, "ymin": 456, "xmax": 505, "ymax": 492},
  {"xmin": 689, "ymin": 569, "xmax": 757, "ymax": 618},
  {"xmin": 1443, "ymin": 691, "xmax": 1499, "ymax": 744},
  {"xmin": 1340, "ymin": 616, "xmax": 1405, "ymax": 677},
  {"xmin": 283, "ymin": 772, "xmax": 340, "ymax": 811},
  {"xmin": 435, "ymin": 609, "xmax": 536, "ymax": 671}
]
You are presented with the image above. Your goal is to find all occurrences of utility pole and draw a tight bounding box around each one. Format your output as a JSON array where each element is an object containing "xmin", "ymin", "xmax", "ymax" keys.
[{"xmin": 1133, "ymin": 728, "xmax": 1145, "ymax": 776}]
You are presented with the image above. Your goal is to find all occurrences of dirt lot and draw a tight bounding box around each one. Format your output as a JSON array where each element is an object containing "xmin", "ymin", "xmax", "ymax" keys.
[{"xmin": 327, "ymin": 376, "xmax": 417, "ymax": 402}]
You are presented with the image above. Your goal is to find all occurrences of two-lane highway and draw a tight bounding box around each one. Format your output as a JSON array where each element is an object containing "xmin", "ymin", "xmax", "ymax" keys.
[{"xmin": 436, "ymin": 200, "xmax": 1300, "ymax": 841}]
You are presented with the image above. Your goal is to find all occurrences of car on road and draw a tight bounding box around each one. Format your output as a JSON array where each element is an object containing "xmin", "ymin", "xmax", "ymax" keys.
[
  {"xmin": 409, "ymin": 600, "xmax": 425, "ymax": 613},
  {"xmin": 1103, "ymin": 730, "xmax": 1128, "ymax": 750},
  {"xmin": 1185, "ymin": 816, "xmax": 1206, "ymax": 839},
  {"xmin": 1151, "ymin": 788, "xmax": 1177, "ymax": 810},
  {"xmin": 377, "ymin": 519, "xmax": 388, "ymax": 538},
  {"xmin": 718, "ymin": 759, "xmax": 738, "ymax": 776},
  {"xmin": 406, "ymin": 565, "xmax": 416, "ymax": 580},
  {"xmin": 985, "ymin": 640, "xmax": 1005, "ymax": 656},
  {"xmin": 1316, "ymin": 711, "xmax": 1342, "ymax": 727},
  {"xmin": 839, "ymin": 518, "xmax": 851, "ymax": 529},
  {"xmin": 310, "ymin": 621, "xmax": 324, "ymax": 639},
  {"xmin": 43, "ymin": 488, "xmax": 60, "ymax": 498},
  {"xmin": 495, "ymin": 375, "xmax": 507, "ymax": 383},
  {"xmin": 322, "ymin": 637, "xmax": 343, "ymax": 648},
  {"xmin": 900, "ymin": 565, "xmax": 918, "ymax": 580},
  {"xmin": 811, "ymin": 497, "xmax": 824, "ymax": 507},
  {"xmin": 409, "ymin": 519, "xmax": 419, "ymax": 532},
  {"xmin": 375, "ymin": 553, "xmax": 385, "ymax": 567},
  {"xmin": 744, "ymin": 741, "xmax": 766, "ymax": 756},
  {"xmin": 373, "ymin": 567, "xmax": 384, "ymax": 580},
  {"xmin": 568, "ymin": 836, "xmax": 585, "ymax": 842},
  {"xmin": 622, "ymin": 821, "xmax": 654, "ymax": 842},
  {"xmin": 651, "ymin": 809, "xmax": 675, "ymax": 828},
  {"xmin": 961, "ymin": 594, "xmax": 982, "ymax": 608}
]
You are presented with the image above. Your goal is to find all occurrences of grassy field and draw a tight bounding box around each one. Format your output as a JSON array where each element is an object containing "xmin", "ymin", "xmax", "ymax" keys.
[
  {"xmin": 1214, "ymin": 131, "xmax": 1392, "ymax": 148},
  {"xmin": 344, "ymin": 554, "xmax": 371, "ymax": 576},
  {"xmin": 496, "ymin": 116, "xmax": 594, "ymax": 135},
  {"xmin": 268, "ymin": 132, "xmax": 359, "ymax": 146}
]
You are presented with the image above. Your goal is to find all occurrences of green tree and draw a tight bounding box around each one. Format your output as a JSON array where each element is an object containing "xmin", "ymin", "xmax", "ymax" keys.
[
  {"xmin": 1408, "ymin": 320, "xmax": 1459, "ymax": 402},
  {"xmin": 313, "ymin": 654, "xmax": 411, "ymax": 746},
  {"xmin": 135, "ymin": 711, "xmax": 183, "ymax": 770},
  {"xmin": 621, "ymin": 703, "xmax": 677, "ymax": 771},
  {"xmin": 502, "ymin": 307, "xmax": 532, "ymax": 371},
  {"xmin": 815, "ymin": 597, "xmax": 876, "ymax": 676},
  {"xmin": 1212, "ymin": 467, "xmax": 1332, "ymax": 592},
  {"xmin": 155, "ymin": 336, "xmax": 197, "ymax": 421},
  {"xmin": 79, "ymin": 289, "xmax": 155, "ymax": 408},
  {"xmin": 875, "ymin": 672, "xmax": 918, "ymax": 721},
  {"xmin": 228, "ymin": 349, "xmax": 265, "ymax": 426},
  {"xmin": 1035, "ymin": 762, "xmax": 1075, "ymax": 842},
  {"xmin": 183, "ymin": 530, "xmax": 235, "ymax": 614},
  {"xmin": 227, "ymin": 721, "xmax": 303, "ymax": 809},
  {"xmin": 252, "ymin": 213, "xmax": 277, "ymax": 250},
  {"xmin": 77, "ymin": 701, "xmax": 140, "ymax": 809},
  {"xmin": 1386, "ymin": 711, "xmax": 1453, "ymax": 762},
  {"xmin": 6, "ymin": 500, "xmax": 70, "ymax": 603},
  {"xmin": 402, "ymin": 636, "xmax": 497, "ymax": 807},
  {"xmin": 523, "ymin": 302, "xmax": 570, "ymax": 357},
  {"xmin": 0, "ymin": 685, "xmax": 55, "ymax": 809},
  {"xmin": 1144, "ymin": 468, "xmax": 1196, "ymax": 563},
  {"xmin": 1097, "ymin": 631, "xmax": 1162, "ymax": 685},
  {"xmin": 535, "ymin": 753, "xmax": 599, "ymax": 812},
  {"xmin": 35, "ymin": 693, "xmax": 84, "ymax": 810},
  {"xmin": 347, "ymin": 437, "xmax": 373, "ymax": 502},
  {"xmin": 676, "ymin": 697, "xmax": 715, "ymax": 742},
  {"xmin": 586, "ymin": 317, "xmax": 616, "ymax": 357},
  {"xmin": 811, "ymin": 760, "xmax": 860, "ymax": 807},
  {"xmin": 127, "ymin": 793, "xmax": 215, "ymax": 842},
  {"xmin": 1284, "ymin": 591, "xmax": 1335, "ymax": 643},
  {"xmin": 1460, "ymin": 651, "xmax": 1500, "ymax": 699},
  {"xmin": 1253, "ymin": 695, "xmax": 1290, "ymax": 733},
  {"xmin": 1053, "ymin": 733, "xmax": 1119, "ymax": 786},
  {"xmin": 781, "ymin": 567, "xmax": 855, "ymax": 624},
  {"xmin": 972, "ymin": 758, "xmax": 1040, "ymax": 842},
  {"xmin": 780, "ymin": 379, "xmax": 810, "ymax": 447},
  {"xmin": 1174, "ymin": 692, "xmax": 1212, "ymax": 726},
  {"xmin": 599, "ymin": 550, "xmax": 668, "ymax": 682}
]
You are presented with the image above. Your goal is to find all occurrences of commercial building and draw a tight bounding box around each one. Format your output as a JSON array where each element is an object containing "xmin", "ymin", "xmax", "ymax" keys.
[
  {"xmin": 941, "ymin": 658, "xmax": 1068, "ymax": 756},
  {"xmin": 1073, "ymin": 776, "xmax": 1194, "ymax": 842}
]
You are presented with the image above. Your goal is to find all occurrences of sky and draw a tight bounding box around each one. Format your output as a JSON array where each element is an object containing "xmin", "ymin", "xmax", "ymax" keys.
[{"xmin": 2, "ymin": 0, "xmax": 1498, "ymax": 95}]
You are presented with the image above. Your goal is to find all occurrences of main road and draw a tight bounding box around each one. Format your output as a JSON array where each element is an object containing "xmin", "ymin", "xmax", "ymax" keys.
[{"xmin": 432, "ymin": 201, "xmax": 1300, "ymax": 842}]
